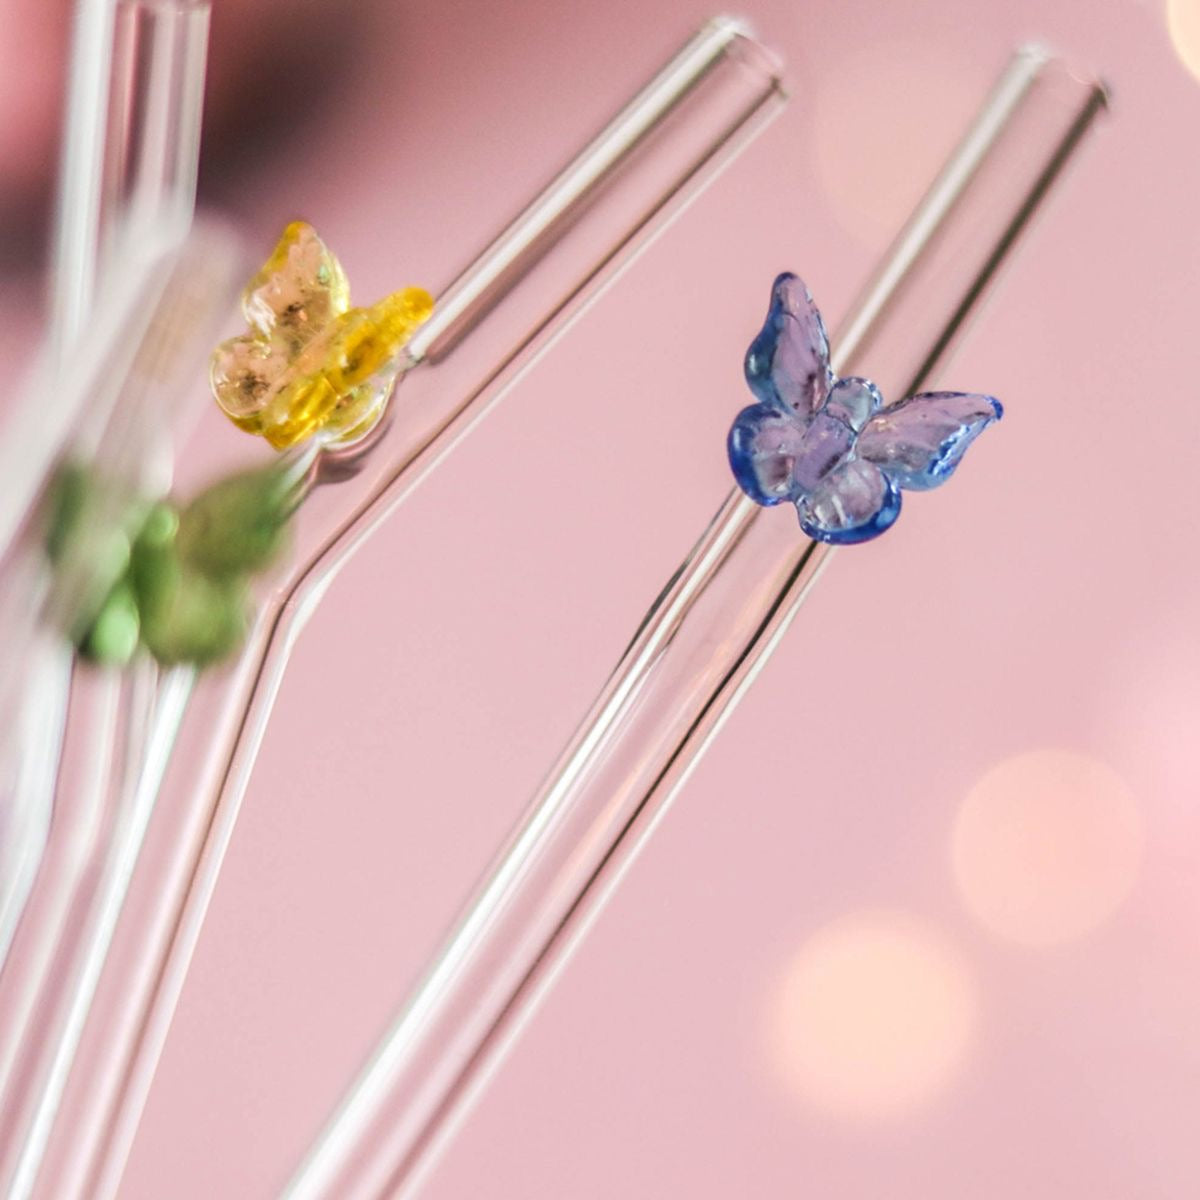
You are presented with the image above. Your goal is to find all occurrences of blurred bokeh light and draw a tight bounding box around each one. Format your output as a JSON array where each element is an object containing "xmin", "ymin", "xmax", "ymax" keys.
[
  {"xmin": 952, "ymin": 750, "xmax": 1143, "ymax": 947},
  {"xmin": 1168, "ymin": 0, "xmax": 1200, "ymax": 82},
  {"xmin": 768, "ymin": 912, "xmax": 977, "ymax": 1119}
]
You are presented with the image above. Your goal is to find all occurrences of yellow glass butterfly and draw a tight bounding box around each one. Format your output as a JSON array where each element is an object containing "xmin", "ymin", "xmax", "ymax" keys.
[{"xmin": 210, "ymin": 222, "xmax": 433, "ymax": 450}]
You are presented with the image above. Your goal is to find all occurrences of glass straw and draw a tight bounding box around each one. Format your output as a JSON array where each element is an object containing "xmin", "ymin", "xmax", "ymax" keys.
[
  {"xmin": 0, "ymin": 3, "xmax": 211, "ymax": 1196},
  {"xmin": 0, "ymin": 0, "xmax": 210, "ymax": 972},
  {"xmin": 282, "ymin": 47, "xmax": 1108, "ymax": 1200},
  {"xmin": 0, "ymin": 0, "xmax": 209, "ymax": 561},
  {"xmin": 30, "ymin": 21, "xmax": 788, "ymax": 1200},
  {"xmin": 0, "ymin": 230, "xmax": 239, "ymax": 1200}
]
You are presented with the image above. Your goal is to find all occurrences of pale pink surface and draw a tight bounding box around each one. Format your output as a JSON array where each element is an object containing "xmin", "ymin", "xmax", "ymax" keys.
[{"xmin": 7, "ymin": 0, "xmax": 1200, "ymax": 1195}]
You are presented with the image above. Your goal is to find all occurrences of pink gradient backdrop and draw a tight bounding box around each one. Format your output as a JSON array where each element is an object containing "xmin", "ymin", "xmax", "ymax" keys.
[{"xmin": 4, "ymin": 0, "xmax": 1200, "ymax": 1195}]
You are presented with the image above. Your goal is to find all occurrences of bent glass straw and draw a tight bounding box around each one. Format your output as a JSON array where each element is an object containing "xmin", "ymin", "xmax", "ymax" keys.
[
  {"xmin": 284, "ymin": 48, "xmax": 1108, "ymax": 1200},
  {"xmin": 31, "ymin": 20, "xmax": 788, "ymax": 1200}
]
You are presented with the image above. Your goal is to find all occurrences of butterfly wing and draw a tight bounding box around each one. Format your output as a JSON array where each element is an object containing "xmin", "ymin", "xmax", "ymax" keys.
[
  {"xmin": 796, "ymin": 458, "xmax": 901, "ymax": 544},
  {"xmin": 212, "ymin": 222, "xmax": 352, "ymax": 432},
  {"xmin": 796, "ymin": 456, "xmax": 902, "ymax": 542},
  {"xmin": 857, "ymin": 391, "xmax": 1002, "ymax": 491},
  {"xmin": 743, "ymin": 273, "xmax": 833, "ymax": 418},
  {"xmin": 209, "ymin": 335, "xmax": 291, "ymax": 431},
  {"xmin": 240, "ymin": 221, "xmax": 351, "ymax": 346},
  {"xmin": 728, "ymin": 403, "xmax": 807, "ymax": 505}
]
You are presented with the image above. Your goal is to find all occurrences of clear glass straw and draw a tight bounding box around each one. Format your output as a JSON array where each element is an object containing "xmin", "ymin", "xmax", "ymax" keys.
[
  {"xmin": 283, "ymin": 47, "xmax": 1108, "ymax": 1200},
  {"xmin": 0, "ymin": 3, "xmax": 211, "ymax": 1196},
  {"xmin": 0, "ymin": 0, "xmax": 209, "ymax": 561},
  {"xmin": 0, "ymin": 229, "xmax": 239, "ymax": 1200},
  {"xmin": 0, "ymin": 0, "xmax": 210, "ymax": 970},
  {"xmin": 30, "ymin": 21, "xmax": 788, "ymax": 1200}
]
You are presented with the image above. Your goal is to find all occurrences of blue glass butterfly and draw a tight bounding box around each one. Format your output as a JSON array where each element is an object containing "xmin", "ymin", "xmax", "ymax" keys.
[{"xmin": 727, "ymin": 273, "xmax": 1002, "ymax": 544}]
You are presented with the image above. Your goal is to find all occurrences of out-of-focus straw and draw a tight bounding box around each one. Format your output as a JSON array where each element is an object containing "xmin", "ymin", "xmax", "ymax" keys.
[
  {"xmin": 30, "ymin": 19, "xmax": 790, "ymax": 1200},
  {"xmin": 0, "ymin": 227, "xmax": 240, "ymax": 1200},
  {"xmin": 0, "ymin": 0, "xmax": 211, "ymax": 969},
  {"xmin": 0, "ymin": 0, "xmax": 209, "ymax": 561},
  {"xmin": 282, "ymin": 47, "xmax": 1108, "ymax": 1200},
  {"xmin": 0, "ymin": 3, "xmax": 212, "ymax": 1198}
]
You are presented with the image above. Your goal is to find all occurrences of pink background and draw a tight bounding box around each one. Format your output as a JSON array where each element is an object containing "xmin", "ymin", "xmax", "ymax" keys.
[{"xmin": 3, "ymin": 0, "xmax": 1200, "ymax": 1196}]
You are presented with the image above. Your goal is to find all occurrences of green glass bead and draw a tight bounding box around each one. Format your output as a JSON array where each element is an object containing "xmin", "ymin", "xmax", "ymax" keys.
[
  {"xmin": 175, "ymin": 465, "xmax": 292, "ymax": 577},
  {"xmin": 139, "ymin": 500, "xmax": 181, "ymax": 548},
  {"xmin": 128, "ymin": 504, "xmax": 243, "ymax": 666},
  {"xmin": 44, "ymin": 463, "xmax": 145, "ymax": 645},
  {"xmin": 43, "ymin": 462, "xmax": 90, "ymax": 563},
  {"xmin": 129, "ymin": 502, "xmax": 182, "ymax": 624},
  {"xmin": 44, "ymin": 463, "xmax": 287, "ymax": 670},
  {"xmin": 138, "ymin": 566, "xmax": 249, "ymax": 667},
  {"xmin": 80, "ymin": 580, "xmax": 141, "ymax": 666}
]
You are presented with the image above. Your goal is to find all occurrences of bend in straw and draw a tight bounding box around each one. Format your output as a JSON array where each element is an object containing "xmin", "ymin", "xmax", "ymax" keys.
[{"xmin": 31, "ymin": 22, "xmax": 788, "ymax": 1200}]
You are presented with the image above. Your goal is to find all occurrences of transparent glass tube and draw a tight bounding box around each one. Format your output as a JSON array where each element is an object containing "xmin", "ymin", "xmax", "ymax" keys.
[
  {"xmin": 0, "ymin": 231, "xmax": 238, "ymax": 1200},
  {"xmin": 1, "ymin": 0, "xmax": 210, "ymax": 561},
  {"xmin": 0, "ymin": 637, "xmax": 71, "ymax": 969},
  {"xmin": 0, "ymin": 671, "xmax": 143, "ymax": 1200},
  {"xmin": 282, "ymin": 48, "xmax": 1108, "ymax": 1200},
  {"xmin": 101, "ymin": 0, "xmax": 208, "ymax": 258},
  {"xmin": 30, "ymin": 21, "xmax": 787, "ymax": 1200},
  {"xmin": 0, "ymin": 4, "xmax": 211, "ymax": 1196},
  {"xmin": 0, "ymin": 0, "xmax": 210, "ymax": 982},
  {"xmin": 50, "ymin": 0, "xmax": 119, "ymax": 354}
]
